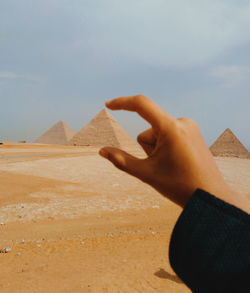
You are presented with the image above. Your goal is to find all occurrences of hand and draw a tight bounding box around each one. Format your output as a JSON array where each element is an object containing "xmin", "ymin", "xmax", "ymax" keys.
[{"xmin": 99, "ymin": 95, "xmax": 248, "ymax": 210}]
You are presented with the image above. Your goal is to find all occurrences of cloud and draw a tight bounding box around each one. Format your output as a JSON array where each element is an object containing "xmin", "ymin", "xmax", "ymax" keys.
[
  {"xmin": 210, "ymin": 65, "xmax": 250, "ymax": 87},
  {"xmin": 1, "ymin": 1, "xmax": 250, "ymax": 72},
  {"xmin": 82, "ymin": 0, "xmax": 250, "ymax": 68},
  {"xmin": 0, "ymin": 72, "xmax": 24, "ymax": 79},
  {"xmin": 0, "ymin": 72, "xmax": 43, "ymax": 83}
]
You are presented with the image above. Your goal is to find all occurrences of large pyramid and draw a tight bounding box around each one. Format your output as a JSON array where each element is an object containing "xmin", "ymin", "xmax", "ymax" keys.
[
  {"xmin": 210, "ymin": 128, "xmax": 249, "ymax": 158},
  {"xmin": 68, "ymin": 109, "xmax": 139, "ymax": 151},
  {"xmin": 34, "ymin": 120, "xmax": 75, "ymax": 145}
]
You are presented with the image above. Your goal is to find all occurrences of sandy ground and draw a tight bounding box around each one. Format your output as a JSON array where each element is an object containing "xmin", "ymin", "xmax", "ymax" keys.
[{"xmin": 0, "ymin": 143, "xmax": 249, "ymax": 292}]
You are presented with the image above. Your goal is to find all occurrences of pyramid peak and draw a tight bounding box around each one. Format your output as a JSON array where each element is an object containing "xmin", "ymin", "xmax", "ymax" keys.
[
  {"xmin": 52, "ymin": 120, "xmax": 65, "ymax": 126},
  {"xmin": 68, "ymin": 108, "xmax": 139, "ymax": 151},
  {"xmin": 219, "ymin": 128, "xmax": 237, "ymax": 138},
  {"xmin": 100, "ymin": 108, "xmax": 108, "ymax": 113},
  {"xmin": 34, "ymin": 120, "xmax": 75, "ymax": 145},
  {"xmin": 98, "ymin": 108, "xmax": 111, "ymax": 115},
  {"xmin": 210, "ymin": 128, "xmax": 249, "ymax": 158},
  {"xmin": 94, "ymin": 108, "xmax": 116, "ymax": 121},
  {"xmin": 224, "ymin": 128, "xmax": 234, "ymax": 133}
]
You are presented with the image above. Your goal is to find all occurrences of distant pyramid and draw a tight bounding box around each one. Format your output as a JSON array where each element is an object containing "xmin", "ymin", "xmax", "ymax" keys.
[
  {"xmin": 34, "ymin": 120, "xmax": 75, "ymax": 145},
  {"xmin": 210, "ymin": 128, "xmax": 249, "ymax": 158},
  {"xmin": 68, "ymin": 109, "xmax": 139, "ymax": 151}
]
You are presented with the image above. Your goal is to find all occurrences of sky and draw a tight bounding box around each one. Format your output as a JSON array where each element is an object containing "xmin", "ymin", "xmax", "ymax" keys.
[{"xmin": 0, "ymin": 0, "xmax": 250, "ymax": 148}]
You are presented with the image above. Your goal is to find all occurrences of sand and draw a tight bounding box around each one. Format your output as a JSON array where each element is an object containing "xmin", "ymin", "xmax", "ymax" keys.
[{"xmin": 0, "ymin": 143, "xmax": 249, "ymax": 292}]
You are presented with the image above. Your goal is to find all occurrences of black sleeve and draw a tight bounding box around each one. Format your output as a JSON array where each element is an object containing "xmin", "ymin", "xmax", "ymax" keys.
[{"xmin": 169, "ymin": 189, "xmax": 250, "ymax": 293}]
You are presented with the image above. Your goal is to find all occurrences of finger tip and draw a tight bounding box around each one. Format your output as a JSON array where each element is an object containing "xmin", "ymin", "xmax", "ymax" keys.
[
  {"xmin": 99, "ymin": 148, "xmax": 108, "ymax": 159},
  {"xmin": 105, "ymin": 100, "xmax": 112, "ymax": 108}
]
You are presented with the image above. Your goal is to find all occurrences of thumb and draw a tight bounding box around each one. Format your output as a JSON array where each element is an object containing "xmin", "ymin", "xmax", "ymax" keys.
[{"xmin": 99, "ymin": 147, "xmax": 149, "ymax": 181}]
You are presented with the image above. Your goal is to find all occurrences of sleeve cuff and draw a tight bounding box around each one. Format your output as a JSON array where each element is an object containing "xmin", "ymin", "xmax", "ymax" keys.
[{"xmin": 169, "ymin": 189, "xmax": 250, "ymax": 293}]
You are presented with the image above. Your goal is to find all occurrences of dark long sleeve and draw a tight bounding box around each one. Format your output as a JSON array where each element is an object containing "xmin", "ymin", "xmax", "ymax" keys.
[{"xmin": 169, "ymin": 189, "xmax": 250, "ymax": 293}]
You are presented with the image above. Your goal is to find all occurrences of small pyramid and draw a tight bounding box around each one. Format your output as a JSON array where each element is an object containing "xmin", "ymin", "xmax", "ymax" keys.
[
  {"xmin": 210, "ymin": 128, "xmax": 249, "ymax": 158},
  {"xmin": 34, "ymin": 120, "xmax": 75, "ymax": 145},
  {"xmin": 68, "ymin": 109, "xmax": 139, "ymax": 151}
]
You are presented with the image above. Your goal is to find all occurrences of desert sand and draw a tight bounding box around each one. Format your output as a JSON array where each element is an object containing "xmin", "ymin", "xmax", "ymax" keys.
[{"xmin": 0, "ymin": 143, "xmax": 249, "ymax": 292}]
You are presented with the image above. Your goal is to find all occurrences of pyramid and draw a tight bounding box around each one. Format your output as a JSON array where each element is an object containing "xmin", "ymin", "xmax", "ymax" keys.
[
  {"xmin": 210, "ymin": 128, "xmax": 249, "ymax": 158},
  {"xmin": 34, "ymin": 120, "xmax": 75, "ymax": 145},
  {"xmin": 68, "ymin": 109, "xmax": 139, "ymax": 151}
]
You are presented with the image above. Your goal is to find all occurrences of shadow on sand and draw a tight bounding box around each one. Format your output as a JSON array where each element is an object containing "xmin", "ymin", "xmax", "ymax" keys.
[{"xmin": 154, "ymin": 268, "xmax": 182, "ymax": 284}]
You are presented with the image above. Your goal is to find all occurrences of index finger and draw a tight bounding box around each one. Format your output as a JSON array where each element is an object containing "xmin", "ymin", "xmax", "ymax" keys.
[{"xmin": 105, "ymin": 95, "xmax": 174, "ymax": 129}]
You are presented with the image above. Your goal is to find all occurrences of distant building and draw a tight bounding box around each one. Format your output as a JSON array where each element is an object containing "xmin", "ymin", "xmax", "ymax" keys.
[
  {"xmin": 68, "ymin": 109, "xmax": 139, "ymax": 152},
  {"xmin": 210, "ymin": 128, "xmax": 249, "ymax": 158},
  {"xmin": 34, "ymin": 120, "xmax": 75, "ymax": 145}
]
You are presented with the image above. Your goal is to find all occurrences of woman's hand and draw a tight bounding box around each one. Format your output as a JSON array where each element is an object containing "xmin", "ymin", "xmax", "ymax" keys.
[{"xmin": 99, "ymin": 95, "xmax": 249, "ymax": 211}]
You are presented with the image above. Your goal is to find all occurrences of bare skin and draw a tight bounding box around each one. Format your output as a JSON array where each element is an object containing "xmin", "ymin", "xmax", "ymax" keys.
[{"xmin": 99, "ymin": 95, "xmax": 250, "ymax": 213}]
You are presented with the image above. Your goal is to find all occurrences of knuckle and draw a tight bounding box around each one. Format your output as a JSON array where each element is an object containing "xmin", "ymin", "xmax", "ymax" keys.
[
  {"xmin": 177, "ymin": 117, "xmax": 198, "ymax": 127},
  {"xmin": 178, "ymin": 117, "xmax": 190, "ymax": 122},
  {"xmin": 160, "ymin": 119, "xmax": 177, "ymax": 136},
  {"xmin": 133, "ymin": 94, "xmax": 147, "ymax": 105},
  {"xmin": 112, "ymin": 158, "xmax": 125, "ymax": 171},
  {"xmin": 187, "ymin": 117, "xmax": 197, "ymax": 125},
  {"xmin": 175, "ymin": 117, "xmax": 200, "ymax": 138},
  {"xmin": 106, "ymin": 152, "xmax": 125, "ymax": 171}
]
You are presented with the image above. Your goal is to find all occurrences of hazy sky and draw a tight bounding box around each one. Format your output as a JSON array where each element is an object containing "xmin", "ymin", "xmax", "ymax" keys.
[{"xmin": 1, "ymin": 0, "xmax": 250, "ymax": 148}]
